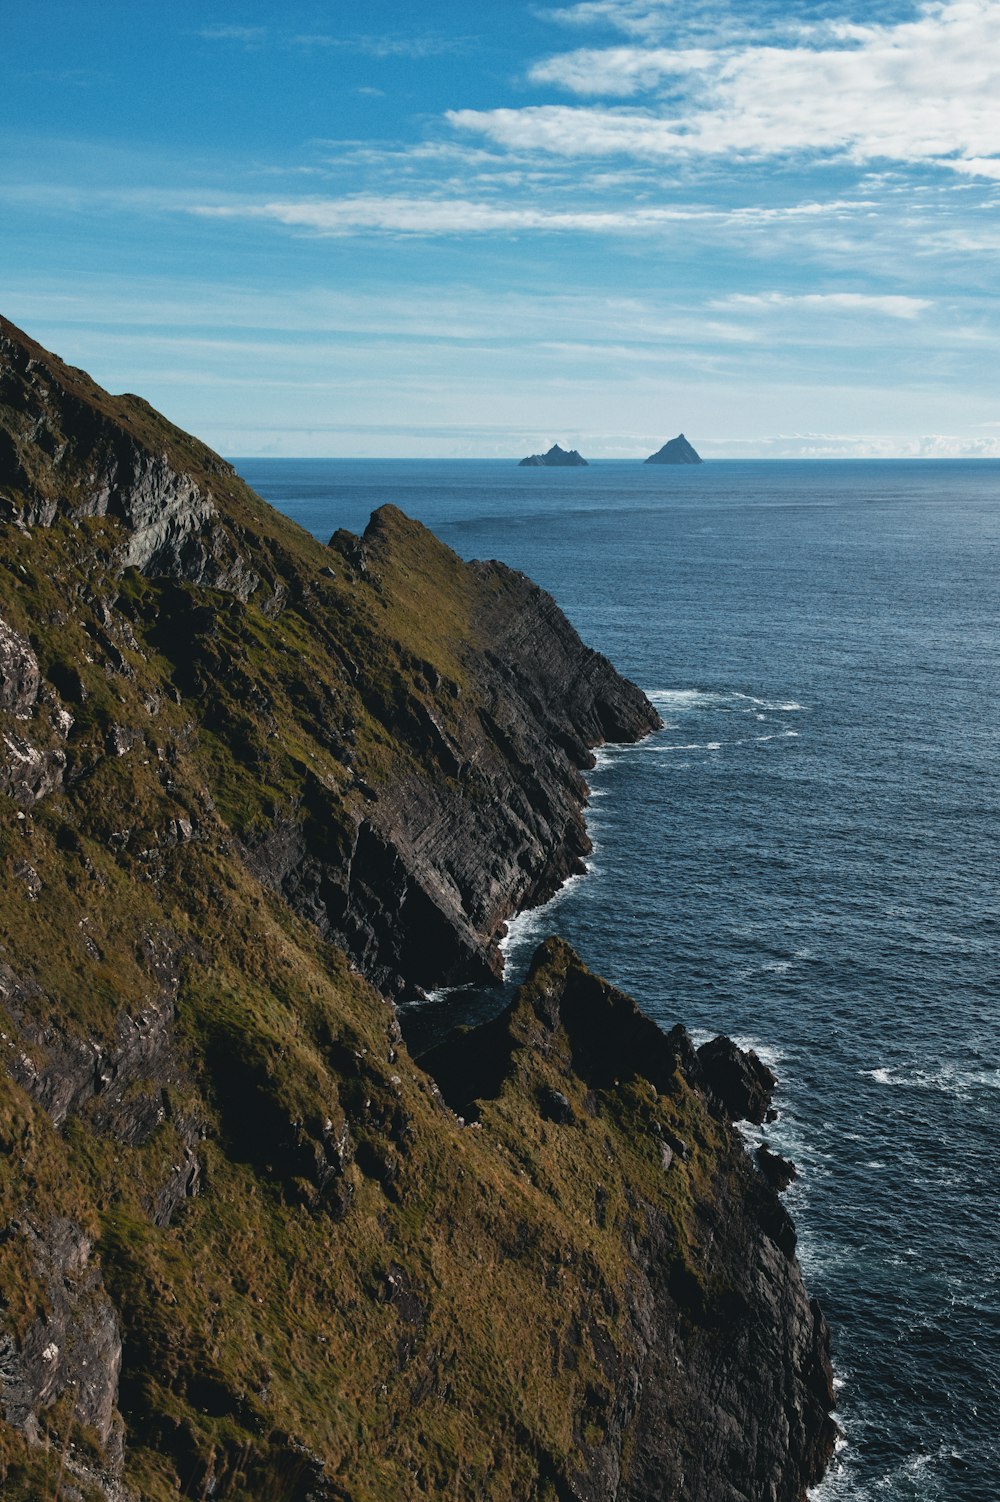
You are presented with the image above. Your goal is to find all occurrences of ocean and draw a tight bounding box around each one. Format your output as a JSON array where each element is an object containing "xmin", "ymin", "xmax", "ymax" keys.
[{"xmin": 238, "ymin": 457, "xmax": 1000, "ymax": 1502}]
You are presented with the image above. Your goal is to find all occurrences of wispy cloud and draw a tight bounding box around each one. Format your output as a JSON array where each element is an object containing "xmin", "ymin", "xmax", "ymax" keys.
[
  {"xmin": 290, "ymin": 33, "xmax": 469, "ymax": 58},
  {"xmin": 188, "ymin": 192, "xmax": 877, "ymax": 238},
  {"xmin": 474, "ymin": 1, "xmax": 1000, "ymax": 181},
  {"xmin": 713, "ymin": 292, "xmax": 932, "ymax": 320},
  {"xmin": 198, "ymin": 24, "xmax": 267, "ymax": 45},
  {"xmin": 709, "ymin": 430, "xmax": 1000, "ymax": 459},
  {"xmin": 197, "ymin": 25, "xmax": 465, "ymax": 59},
  {"xmin": 541, "ymin": 2, "xmax": 683, "ymax": 40}
]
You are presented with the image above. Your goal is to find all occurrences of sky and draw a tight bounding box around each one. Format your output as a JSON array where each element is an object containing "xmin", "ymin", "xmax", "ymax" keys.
[{"xmin": 4, "ymin": 0, "xmax": 1000, "ymax": 458}]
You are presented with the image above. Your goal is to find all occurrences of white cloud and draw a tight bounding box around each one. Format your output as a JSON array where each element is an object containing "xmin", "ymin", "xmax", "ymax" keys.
[
  {"xmin": 541, "ymin": 2, "xmax": 682, "ymax": 39},
  {"xmin": 530, "ymin": 45, "xmax": 714, "ymax": 94},
  {"xmin": 468, "ymin": 1, "xmax": 1000, "ymax": 180},
  {"xmin": 707, "ymin": 431, "xmax": 1000, "ymax": 458},
  {"xmin": 188, "ymin": 192, "xmax": 876, "ymax": 238},
  {"xmin": 714, "ymin": 292, "xmax": 932, "ymax": 319}
]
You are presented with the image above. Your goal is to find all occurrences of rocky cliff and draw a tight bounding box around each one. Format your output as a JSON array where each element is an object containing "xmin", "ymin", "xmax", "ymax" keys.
[{"xmin": 0, "ymin": 316, "xmax": 834, "ymax": 1501}]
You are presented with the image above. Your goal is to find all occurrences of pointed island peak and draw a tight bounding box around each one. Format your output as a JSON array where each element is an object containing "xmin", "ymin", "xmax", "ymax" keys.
[
  {"xmin": 519, "ymin": 443, "xmax": 588, "ymax": 467},
  {"xmin": 644, "ymin": 433, "xmax": 703, "ymax": 465}
]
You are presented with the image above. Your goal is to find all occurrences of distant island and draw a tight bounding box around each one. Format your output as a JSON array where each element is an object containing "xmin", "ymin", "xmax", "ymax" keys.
[
  {"xmin": 519, "ymin": 443, "xmax": 588, "ymax": 467},
  {"xmin": 645, "ymin": 434, "xmax": 703, "ymax": 465}
]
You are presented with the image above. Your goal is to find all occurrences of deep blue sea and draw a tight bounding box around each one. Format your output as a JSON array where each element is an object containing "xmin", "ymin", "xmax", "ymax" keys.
[{"xmin": 238, "ymin": 458, "xmax": 1000, "ymax": 1502}]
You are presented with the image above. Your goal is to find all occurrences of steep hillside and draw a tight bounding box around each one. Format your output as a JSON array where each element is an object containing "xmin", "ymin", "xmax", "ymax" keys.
[{"xmin": 0, "ymin": 317, "xmax": 834, "ymax": 1501}]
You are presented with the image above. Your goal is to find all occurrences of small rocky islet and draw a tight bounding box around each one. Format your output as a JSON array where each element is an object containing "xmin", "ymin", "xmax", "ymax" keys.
[
  {"xmin": 0, "ymin": 314, "xmax": 833, "ymax": 1501},
  {"xmin": 519, "ymin": 434, "xmax": 704, "ymax": 466},
  {"xmin": 518, "ymin": 443, "xmax": 589, "ymax": 467},
  {"xmin": 644, "ymin": 433, "xmax": 704, "ymax": 465}
]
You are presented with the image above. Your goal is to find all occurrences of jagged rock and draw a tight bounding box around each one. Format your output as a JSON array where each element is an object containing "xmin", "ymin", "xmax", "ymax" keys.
[
  {"xmin": 519, "ymin": 443, "xmax": 588, "ymax": 467},
  {"xmin": 0, "ymin": 316, "xmax": 257, "ymax": 595},
  {"xmin": 644, "ymin": 433, "xmax": 703, "ymax": 465},
  {"xmin": 0, "ymin": 729, "xmax": 65, "ymax": 806},
  {"xmin": 758, "ymin": 1143, "xmax": 798, "ymax": 1191},
  {"xmin": 697, "ymin": 1034, "xmax": 778, "ymax": 1123},
  {"xmin": 242, "ymin": 504, "xmax": 661, "ymax": 998},
  {"xmin": 0, "ymin": 612, "xmax": 40, "ymax": 715},
  {"xmin": 0, "ymin": 1218, "xmax": 125, "ymax": 1468},
  {"xmin": 539, "ymin": 1085, "xmax": 574, "ymax": 1123}
]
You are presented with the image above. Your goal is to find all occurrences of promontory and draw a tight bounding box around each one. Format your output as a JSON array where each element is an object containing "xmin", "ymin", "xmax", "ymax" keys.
[{"xmin": 0, "ymin": 315, "xmax": 834, "ymax": 1502}]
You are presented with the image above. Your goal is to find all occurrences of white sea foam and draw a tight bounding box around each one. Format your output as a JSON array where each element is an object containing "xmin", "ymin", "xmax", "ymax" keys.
[
  {"xmin": 402, "ymin": 981, "xmax": 480, "ymax": 1011},
  {"xmin": 648, "ymin": 740, "xmax": 724, "ymax": 753},
  {"xmin": 729, "ymin": 1032, "xmax": 785, "ymax": 1070},
  {"xmin": 862, "ymin": 1062, "xmax": 1000, "ymax": 1097},
  {"xmin": 646, "ymin": 687, "xmax": 806, "ymax": 714},
  {"xmin": 499, "ymin": 869, "xmax": 589, "ymax": 966},
  {"xmin": 733, "ymin": 692, "xmax": 806, "ymax": 711},
  {"xmin": 646, "ymin": 688, "xmax": 720, "ymax": 710}
]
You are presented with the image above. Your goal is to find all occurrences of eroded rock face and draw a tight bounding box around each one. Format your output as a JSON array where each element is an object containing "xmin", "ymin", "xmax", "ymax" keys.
[
  {"xmin": 0, "ymin": 614, "xmax": 39, "ymax": 716},
  {"xmin": 0, "ymin": 317, "xmax": 257, "ymax": 596},
  {"xmin": 0, "ymin": 1218, "xmax": 126, "ymax": 1486}
]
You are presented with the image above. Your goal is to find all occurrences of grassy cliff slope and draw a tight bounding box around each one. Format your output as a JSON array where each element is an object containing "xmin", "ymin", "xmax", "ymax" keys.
[{"xmin": 0, "ymin": 317, "xmax": 834, "ymax": 1501}]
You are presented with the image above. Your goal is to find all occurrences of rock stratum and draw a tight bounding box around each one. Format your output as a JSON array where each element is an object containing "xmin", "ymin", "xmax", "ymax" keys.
[
  {"xmin": 518, "ymin": 444, "xmax": 588, "ymax": 468},
  {"xmin": 644, "ymin": 435, "xmax": 703, "ymax": 465},
  {"xmin": 0, "ymin": 316, "xmax": 835, "ymax": 1501}
]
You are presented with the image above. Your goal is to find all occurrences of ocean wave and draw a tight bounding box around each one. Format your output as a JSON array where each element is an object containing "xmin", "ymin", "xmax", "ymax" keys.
[
  {"xmin": 862, "ymin": 1063, "xmax": 1000, "ymax": 1097},
  {"xmin": 499, "ymin": 869, "xmax": 589, "ymax": 967},
  {"xmin": 810, "ymin": 1442, "xmax": 969, "ymax": 1501},
  {"xmin": 651, "ymin": 741, "xmax": 723, "ymax": 752},
  {"xmin": 646, "ymin": 688, "xmax": 805, "ymax": 710}
]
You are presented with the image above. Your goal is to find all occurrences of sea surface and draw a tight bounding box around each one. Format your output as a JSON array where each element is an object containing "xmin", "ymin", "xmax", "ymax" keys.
[{"xmin": 238, "ymin": 458, "xmax": 1000, "ymax": 1502}]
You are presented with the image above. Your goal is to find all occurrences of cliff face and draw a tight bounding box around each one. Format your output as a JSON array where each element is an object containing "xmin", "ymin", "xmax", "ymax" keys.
[{"xmin": 0, "ymin": 316, "xmax": 834, "ymax": 1502}]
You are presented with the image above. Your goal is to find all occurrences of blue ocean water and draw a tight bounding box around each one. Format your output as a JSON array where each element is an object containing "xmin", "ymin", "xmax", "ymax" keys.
[{"xmin": 238, "ymin": 458, "xmax": 1000, "ymax": 1502}]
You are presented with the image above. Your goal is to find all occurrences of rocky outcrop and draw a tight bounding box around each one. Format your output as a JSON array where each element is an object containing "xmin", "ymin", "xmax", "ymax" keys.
[
  {"xmin": 519, "ymin": 443, "xmax": 588, "ymax": 467},
  {"xmin": 425, "ymin": 940, "xmax": 837, "ymax": 1501},
  {"xmin": 697, "ymin": 1034, "xmax": 777, "ymax": 1124},
  {"xmin": 0, "ymin": 1219, "xmax": 126, "ymax": 1474},
  {"xmin": 644, "ymin": 433, "xmax": 703, "ymax": 465},
  {"xmin": 0, "ymin": 615, "xmax": 39, "ymax": 717},
  {"xmin": 0, "ymin": 316, "xmax": 257, "ymax": 595}
]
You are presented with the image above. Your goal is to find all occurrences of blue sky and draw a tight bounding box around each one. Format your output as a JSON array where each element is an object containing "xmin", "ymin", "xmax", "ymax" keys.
[{"xmin": 4, "ymin": 0, "xmax": 1000, "ymax": 457}]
